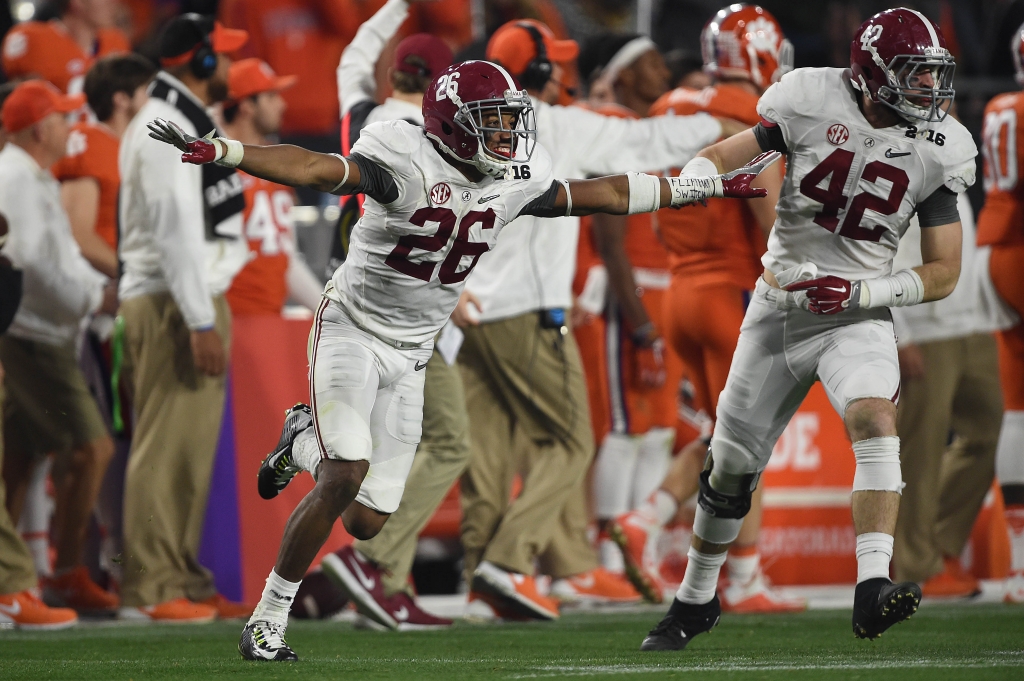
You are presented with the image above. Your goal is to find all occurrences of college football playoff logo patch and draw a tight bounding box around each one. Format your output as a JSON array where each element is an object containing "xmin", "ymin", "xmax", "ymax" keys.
[
  {"xmin": 430, "ymin": 182, "xmax": 451, "ymax": 205},
  {"xmin": 827, "ymin": 124, "xmax": 850, "ymax": 146}
]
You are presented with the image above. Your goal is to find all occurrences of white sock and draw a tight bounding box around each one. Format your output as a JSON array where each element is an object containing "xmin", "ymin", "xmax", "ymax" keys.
[
  {"xmin": 1005, "ymin": 505, "xmax": 1024, "ymax": 573},
  {"xmin": 250, "ymin": 570, "xmax": 301, "ymax": 626},
  {"xmin": 599, "ymin": 537, "xmax": 625, "ymax": 574},
  {"xmin": 727, "ymin": 550, "xmax": 759, "ymax": 585},
  {"xmin": 676, "ymin": 547, "xmax": 727, "ymax": 604},
  {"xmin": 632, "ymin": 428, "xmax": 674, "ymax": 507},
  {"xmin": 856, "ymin": 532, "xmax": 893, "ymax": 583},
  {"xmin": 291, "ymin": 428, "xmax": 321, "ymax": 478},
  {"xmin": 638, "ymin": 489, "xmax": 678, "ymax": 527},
  {"xmin": 593, "ymin": 433, "xmax": 640, "ymax": 518}
]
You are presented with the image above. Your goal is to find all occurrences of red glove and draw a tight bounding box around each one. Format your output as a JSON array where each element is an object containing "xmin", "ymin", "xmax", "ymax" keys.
[
  {"xmin": 719, "ymin": 151, "xmax": 781, "ymax": 199},
  {"xmin": 146, "ymin": 118, "xmax": 224, "ymax": 165},
  {"xmin": 632, "ymin": 338, "xmax": 666, "ymax": 390},
  {"xmin": 785, "ymin": 275, "xmax": 862, "ymax": 315}
]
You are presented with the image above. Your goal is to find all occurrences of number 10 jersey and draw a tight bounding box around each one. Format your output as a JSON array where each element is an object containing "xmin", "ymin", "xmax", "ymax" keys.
[
  {"xmin": 327, "ymin": 119, "xmax": 557, "ymax": 345},
  {"xmin": 758, "ymin": 67, "xmax": 977, "ymax": 281}
]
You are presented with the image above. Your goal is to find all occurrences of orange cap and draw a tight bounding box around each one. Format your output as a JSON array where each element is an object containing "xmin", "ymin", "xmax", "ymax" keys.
[
  {"xmin": 228, "ymin": 59, "xmax": 297, "ymax": 101},
  {"xmin": 486, "ymin": 20, "xmax": 579, "ymax": 76},
  {"xmin": 210, "ymin": 21, "xmax": 249, "ymax": 54},
  {"xmin": 160, "ymin": 16, "xmax": 249, "ymax": 68},
  {"xmin": 1, "ymin": 80, "xmax": 84, "ymax": 133}
]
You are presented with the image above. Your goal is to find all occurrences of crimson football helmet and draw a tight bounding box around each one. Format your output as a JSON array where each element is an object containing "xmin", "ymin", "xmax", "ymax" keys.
[
  {"xmin": 422, "ymin": 60, "xmax": 537, "ymax": 178},
  {"xmin": 1012, "ymin": 20, "xmax": 1024, "ymax": 87},
  {"xmin": 701, "ymin": 4, "xmax": 793, "ymax": 91},
  {"xmin": 849, "ymin": 7, "xmax": 955, "ymax": 122}
]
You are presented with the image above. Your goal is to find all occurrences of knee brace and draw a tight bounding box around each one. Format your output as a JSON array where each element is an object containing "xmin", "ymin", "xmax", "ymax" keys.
[
  {"xmin": 696, "ymin": 447, "xmax": 759, "ymax": 520},
  {"xmin": 852, "ymin": 436, "xmax": 903, "ymax": 493}
]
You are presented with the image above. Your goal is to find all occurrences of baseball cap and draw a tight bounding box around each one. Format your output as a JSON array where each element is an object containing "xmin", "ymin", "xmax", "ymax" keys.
[
  {"xmin": 228, "ymin": 59, "xmax": 297, "ymax": 101},
  {"xmin": 1, "ymin": 80, "xmax": 84, "ymax": 133},
  {"xmin": 486, "ymin": 20, "xmax": 579, "ymax": 76},
  {"xmin": 394, "ymin": 34, "xmax": 453, "ymax": 79},
  {"xmin": 159, "ymin": 13, "xmax": 248, "ymax": 67}
]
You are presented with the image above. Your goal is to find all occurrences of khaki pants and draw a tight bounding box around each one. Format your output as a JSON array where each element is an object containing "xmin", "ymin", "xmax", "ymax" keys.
[
  {"xmin": 893, "ymin": 333, "xmax": 1003, "ymax": 583},
  {"xmin": 459, "ymin": 313, "xmax": 597, "ymax": 579},
  {"xmin": 119, "ymin": 293, "xmax": 231, "ymax": 607},
  {"xmin": 355, "ymin": 346, "xmax": 471, "ymax": 596},
  {"xmin": 0, "ymin": 382, "xmax": 37, "ymax": 595}
]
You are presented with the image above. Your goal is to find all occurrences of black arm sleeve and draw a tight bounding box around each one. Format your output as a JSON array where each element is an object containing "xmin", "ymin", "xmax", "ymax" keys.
[
  {"xmin": 753, "ymin": 121, "xmax": 788, "ymax": 154},
  {"xmin": 917, "ymin": 186, "xmax": 960, "ymax": 227},
  {"xmin": 350, "ymin": 153, "xmax": 400, "ymax": 204},
  {"xmin": 519, "ymin": 180, "xmax": 563, "ymax": 218}
]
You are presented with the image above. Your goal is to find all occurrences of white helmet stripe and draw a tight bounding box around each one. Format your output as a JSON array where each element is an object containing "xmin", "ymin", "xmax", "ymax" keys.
[
  {"xmin": 907, "ymin": 8, "xmax": 940, "ymax": 49},
  {"xmin": 491, "ymin": 61, "xmax": 520, "ymax": 92}
]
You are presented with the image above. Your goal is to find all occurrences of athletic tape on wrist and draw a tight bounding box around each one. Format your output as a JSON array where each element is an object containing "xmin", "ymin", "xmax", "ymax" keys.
[
  {"xmin": 861, "ymin": 269, "xmax": 925, "ymax": 308},
  {"xmin": 214, "ymin": 138, "xmax": 244, "ymax": 168},
  {"xmin": 626, "ymin": 172, "xmax": 661, "ymax": 214},
  {"xmin": 666, "ymin": 175, "xmax": 722, "ymax": 207}
]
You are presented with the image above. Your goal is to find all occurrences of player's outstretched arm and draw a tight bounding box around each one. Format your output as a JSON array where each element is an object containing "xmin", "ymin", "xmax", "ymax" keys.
[
  {"xmin": 146, "ymin": 119, "xmax": 360, "ymax": 194},
  {"xmin": 547, "ymin": 150, "xmax": 781, "ymax": 217},
  {"xmin": 693, "ymin": 128, "xmax": 765, "ymax": 174}
]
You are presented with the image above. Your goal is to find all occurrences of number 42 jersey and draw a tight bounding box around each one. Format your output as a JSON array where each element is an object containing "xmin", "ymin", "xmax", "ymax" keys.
[
  {"xmin": 327, "ymin": 119, "xmax": 558, "ymax": 345},
  {"xmin": 758, "ymin": 67, "xmax": 977, "ymax": 280}
]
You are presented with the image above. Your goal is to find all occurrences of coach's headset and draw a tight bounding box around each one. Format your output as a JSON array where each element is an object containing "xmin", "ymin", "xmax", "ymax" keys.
[
  {"xmin": 178, "ymin": 13, "xmax": 218, "ymax": 80},
  {"xmin": 515, "ymin": 22, "xmax": 576, "ymax": 97}
]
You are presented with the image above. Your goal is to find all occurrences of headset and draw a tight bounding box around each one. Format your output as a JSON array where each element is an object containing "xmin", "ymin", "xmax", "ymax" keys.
[
  {"xmin": 516, "ymin": 23, "xmax": 553, "ymax": 92},
  {"xmin": 182, "ymin": 13, "xmax": 218, "ymax": 80}
]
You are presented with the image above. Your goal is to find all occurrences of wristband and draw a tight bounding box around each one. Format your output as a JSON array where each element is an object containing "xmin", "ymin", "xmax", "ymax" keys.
[
  {"xmin": 626, "ymin": 172, "xmax": 661, "ymax": 214},
  {"xmin": 859, "ymin": 269, "xmax": 925, "ymax": 308},
  {"xmin": 214, "ymin": 138, "xmax": 244, "ymax": 168},
  {"xmin": 329, "ymin": 155, "xmax": 352, "ymax": 194},
  {"xmin": 666, "ymin": 175, "xmax": 723, "ymax": 207}
]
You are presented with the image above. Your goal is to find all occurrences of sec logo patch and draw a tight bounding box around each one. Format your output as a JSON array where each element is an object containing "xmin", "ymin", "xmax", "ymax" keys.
[
  {"xmin": 430, "ymin": 182, "xmax": 451, "ymax": 205},
  {"xmin": 827, "ymin": 123, "xmax": 849, "ymax": 146}
]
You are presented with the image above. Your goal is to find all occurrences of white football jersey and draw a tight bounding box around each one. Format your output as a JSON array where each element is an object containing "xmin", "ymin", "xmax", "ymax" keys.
[
  {"xmin": 327, "ymin": 120, "xmax": 557, "ymax": 344},
  {"xmin": 758, "ymin": 67, "xmax": 977, "ymax": 280}
]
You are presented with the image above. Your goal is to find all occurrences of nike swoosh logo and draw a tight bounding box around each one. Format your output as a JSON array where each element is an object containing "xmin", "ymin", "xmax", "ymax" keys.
[
  {"xmin": 349, "ymin": 556, "xmax": 376, "ymax": 591},
  {"xmin": 477, "ymin": 194, "xmax": 500, "ymax": 204},
  {"xmin": 574, "ymin": 574, "xmax": 595, "ymax": 589},
  {"xmin": 0, "ymin": 601, "xmax": 21, "ymax": 616},
  {"xmin": 393, "ymin": 606, "xmax": 409, "ymax": 621},
  {"xmin": 414, "ymin": 361, "xmax": 427, "ymax": 371},
  {"xmin": 884, "ymin": 149, "xmax": 911, "ymax": 158}
]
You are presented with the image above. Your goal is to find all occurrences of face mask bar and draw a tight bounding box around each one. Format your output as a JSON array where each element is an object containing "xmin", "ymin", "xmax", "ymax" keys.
[
  {"xmin": 879, "ymin": 51, "xmax": 956, "ymax": 122},
  {"xmin": 455, "ymin": 91, "xmax": 538, "ymax": 164}
]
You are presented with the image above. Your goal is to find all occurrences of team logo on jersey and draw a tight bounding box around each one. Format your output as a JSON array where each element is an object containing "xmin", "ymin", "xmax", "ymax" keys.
[
  {"xmin": 462, "ymin": 190, "xmax": 472, "ymax": 202},
  {"xmin": 430, "ymin": 182, "xmax": 451, "ymax": 205},
  {"xmin": 863, "ymin": 137, "xmax": 875, "ymax": 148},
  {"xmin": 826, "ymin": 123, "xmax": 850, "ymax": 146}
]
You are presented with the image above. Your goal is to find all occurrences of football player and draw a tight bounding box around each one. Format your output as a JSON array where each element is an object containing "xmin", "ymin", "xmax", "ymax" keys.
[
  {"xmin": 147, "ymin": 60, "xmax": 777, "ymax": 660},
  {"xmin": 610, "ymin": 5, "xmax": 805, "ymax": 614},
  {"xmin": 638, "ymin": 7, "xmax": 976, "ymax": 651},
  {"xmin": 977, "ymin": 20, "xmax": 1024, "ymax": 604}
]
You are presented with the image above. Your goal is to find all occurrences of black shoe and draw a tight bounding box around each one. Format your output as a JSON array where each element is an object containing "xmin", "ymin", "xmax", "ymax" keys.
[
  {"xmin": 238, "ymin": 620, "xmax": 298, "ymax": 661},
  {"xmin": 257, "ymin": 404, "xmax": 313, "ymax": 500},
  {"xmin": 639, "ymin": 595, "xmax": 721, "ymax": 651},
  {"xmin": 852, "ymin": 577, "xmax": 921, "ymax": 640}
]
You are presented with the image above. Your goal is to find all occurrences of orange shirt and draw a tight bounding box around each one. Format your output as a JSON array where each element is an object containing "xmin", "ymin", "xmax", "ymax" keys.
[
  {"xmin": 1, "ymin": 20, "xmax": 129, "ymax": 93},
  {"xmin": 226, "ymin": 172, "xmax": 297, "ymax": 316},
  {"xmin": 977, "ymin": 91, "xmax": 1024, "ymax": 248},
  {"xmin": 220, "ymin": 0, "xmax": 362, "ymax": 136},
  {"xmin": 649, "ymin": 84, "xmax": 767, "ymax": 287},
  {"xmin": 51, "ymin": 122, "xmax": 120, "ymax": 250}
]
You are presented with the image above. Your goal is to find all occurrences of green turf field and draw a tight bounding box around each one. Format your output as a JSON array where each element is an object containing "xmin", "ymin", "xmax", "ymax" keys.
[{"xmin": 1, "ymin": 604, "xmax": 1022, "ymax": 680}]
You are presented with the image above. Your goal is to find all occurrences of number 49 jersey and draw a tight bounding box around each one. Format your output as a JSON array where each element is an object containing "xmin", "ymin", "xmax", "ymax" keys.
[
  {"xmin": 328, "ymin": 119, "xmax": 557, "ymax": 345},
  {"xmin": 758, "ymin": 67, "xmax": 977, "ymax": 280}
]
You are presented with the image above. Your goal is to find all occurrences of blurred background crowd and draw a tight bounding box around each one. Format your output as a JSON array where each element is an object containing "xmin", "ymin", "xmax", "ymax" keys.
[{"xmin": 0, "ymin": 0, "xmax": 1022, "ymax": 630}]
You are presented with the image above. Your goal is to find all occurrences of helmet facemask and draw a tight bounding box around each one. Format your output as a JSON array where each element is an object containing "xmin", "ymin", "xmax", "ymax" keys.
[
  {"xmin": 872, "ymin": 49, "xmax": 955, "ymax": 122},
  {"xmin": 453, "ymin": 89, "xmax": 537, "ymax": 178}
]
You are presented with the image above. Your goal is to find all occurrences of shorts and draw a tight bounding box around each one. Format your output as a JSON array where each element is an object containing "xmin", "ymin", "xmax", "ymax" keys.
[
  {"xmin": 712, "ymin": 277, "xmax": 900, "ymax": 475},
  {"xmin": 307, "ymin": 299, "xmax": 433, "ymax": 514},
  {"xmin": 0, "ymin": 335, "xmax": 108, "ymax": 459}
]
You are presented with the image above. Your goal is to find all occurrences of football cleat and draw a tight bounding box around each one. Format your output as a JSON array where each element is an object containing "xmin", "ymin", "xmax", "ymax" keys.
[
  {"xmin": 852, "ymin": 577, "xmax": 921, "ymax": 639},
  {"xmin": 609, "ymin": 510, "xmax": 665, "ymax": 604},
  {"xmin": 471, "ymin": 562, "xmax": 560, "ymax": 620},
  {"xmin": 239, "ymin": 620, "xmax": 298, "ymax": 662},
  {"xmin": 640, "ymin": 596, "xmax": 721, "ymax": 652},
  {"xmin": 257, "ymin": 404, "xmax": 312, "ymax": 500}
]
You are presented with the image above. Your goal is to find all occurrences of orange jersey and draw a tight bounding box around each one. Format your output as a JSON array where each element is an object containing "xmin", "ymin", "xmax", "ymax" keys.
[
  {"xmin": 977, "ymin": 91, "xmax": 1024, "ymax": 248},
  {"xmin": 649, "ymin": 84, "xmax": 766, "ymax": 287},
  {"xmin": 51, "ymin": 122, "xmax": 120, "ymax": 250},
  {"xmin": 1, "ymin": 21, "xmax": 129, "ymax": 93},
  {"xmin": 226, "ymin": 173, "xmax": 297, "ymax": 316}
]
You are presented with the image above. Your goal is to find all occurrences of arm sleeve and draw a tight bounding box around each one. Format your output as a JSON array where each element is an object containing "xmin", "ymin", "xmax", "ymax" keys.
[
  {"xmin": 563, "ymin": 106, "xmax": 723, "ymax": 176},
  {"xmin": 349, "ymin": 153, "xmax": 400, "ymax": 204},
  {"xmin": 753, "ymin": 119, "xmax": 788, "ymax": 154},
  {"xmin": 518, "ymin": 180, "xmax": 562, "ymax": 217},
  {"xmin": 138, "ymin": 123, "xmax": 217, "ymax": 329},
  {"xmin": 337, "ymin": 0, "xmax": 410, "ymax": 117},
  {"xmin": 917, "ymin": 186, "xmax": 960, "ymax": 227}
]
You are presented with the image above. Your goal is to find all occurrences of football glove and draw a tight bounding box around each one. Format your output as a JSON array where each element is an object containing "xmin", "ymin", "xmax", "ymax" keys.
[
  {"xmin": 146, "ymin": 118, "xmax": 242, "ymax": 167},
  {"xmin": 785, "ymin": 275, "xmax": 862, "ymax": 315},
  {"xmin": 667, "ymin": 151, "xmax": 781, "ymax": 207}
]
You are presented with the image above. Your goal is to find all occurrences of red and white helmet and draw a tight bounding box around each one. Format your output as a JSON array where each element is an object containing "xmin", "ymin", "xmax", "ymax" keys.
[
  {"xmin": 1012, "ymin": 20, "xmax": 1024, "ymax": 87},
  {"xmin": 701, "ymin": 4, "xmax": 793, "ymax": 91},
  {"xmin": 849, "ymin": 7, "xmax": 955, "ymax": 122},
  {"xmin": 422, "ymin": 60, "xmax": 537, "ymax": 178}
]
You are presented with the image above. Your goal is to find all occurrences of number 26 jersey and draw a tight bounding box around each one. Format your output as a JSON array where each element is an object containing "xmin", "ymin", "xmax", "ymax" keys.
[
  {"xmin": 758, "ymin": 67, "xmax": 976, "ymax": 281},
  {"xmin": 327, "ymin": 119, "xmax": 557, "ymax": 345}
]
